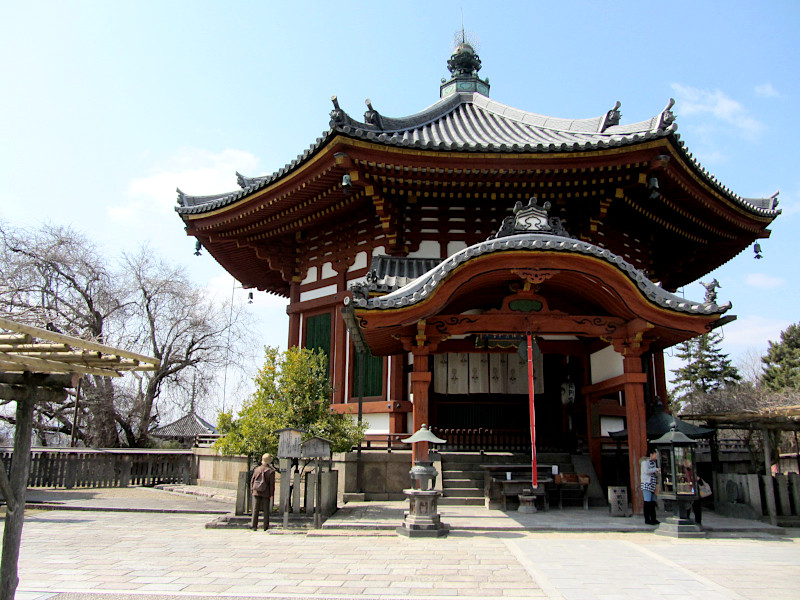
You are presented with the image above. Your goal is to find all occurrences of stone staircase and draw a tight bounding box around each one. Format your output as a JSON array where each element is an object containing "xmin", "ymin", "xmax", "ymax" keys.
[{"xmin": 439, "ymin": 452, "xmax": 576, "ymax": 506}]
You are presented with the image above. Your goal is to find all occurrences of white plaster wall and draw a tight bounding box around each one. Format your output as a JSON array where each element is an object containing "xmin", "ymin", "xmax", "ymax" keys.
[
  {"xmin": 372, "ymin": 246, "xmax": 386, "ymax": 257},
  {"xmin": 301, "ymin": 266, "xmax": 318, "ymax": 285},
  {"xmin": 407, "ymin": 240, "xmax": 440, "ymax": 259},
  {"xmin": 600, "ymin": 416, "xmax": 626, "ymax": 437},
  {"xmin": 348, "ymin": 251, "xmax": 369, "ymax": 272},
  {"xmin": 363, "ymin": 413, "xmax": 391, "ymax": 435},
  {"xmin": 299, "ymin": 284, "xmax": 337, "ymax": 302},
  {"xmin": 590, "ymin": 345, "xmax": 624, "ymax": 384},
  {"xmin": 447, "ymin": 241, "xmax": 468, "ymax": 256},
  {"xmin": 321, "ymin": 262, "xmax": 336, "ymax": 279}
]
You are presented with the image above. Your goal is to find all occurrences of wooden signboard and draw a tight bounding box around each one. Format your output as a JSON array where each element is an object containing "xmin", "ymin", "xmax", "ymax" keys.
[
  {"xmin": 301, "ymin": 436, "xmax": 332, "ymax": 458},
  {"xmin": 276, "ymin": 428, "xmax": 304, "ymax": 458}
]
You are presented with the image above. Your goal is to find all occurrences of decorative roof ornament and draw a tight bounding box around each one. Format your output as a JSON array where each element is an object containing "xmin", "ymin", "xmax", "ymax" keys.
[
  {"xmin": 364, "ymin": 99, "xmax": 382, "ymax": 128},
  {"xmin": 491, "ymin": 197, "xmax": 571, "ymax": 239},
  {"xmin": 330, "ymin": 95, "xmax": 345, "ymax": 124},
  {"xmin": 659, "ymin": 98, "xmax": 676, "ymax": 129},
  {"xmin": 236, "ymin": 171, "xmax": 251, "ymax": 189},
  {"xmin": 700, "ymin": 278, "xmax": 721, "ymax": 304},
  {"xmin": 440, "ymin": 29, "xmax": 490, "ymax": 98},
  {"xmin": 601, "ymin": 101, "xmax": 622, "ymax": 132}
]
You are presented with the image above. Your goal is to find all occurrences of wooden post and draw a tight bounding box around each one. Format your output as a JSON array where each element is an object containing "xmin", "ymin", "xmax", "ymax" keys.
[
  {"xmin": 0, "ymin": 388, "xmax": 35, "ymax": 600},
  {"xmin": 281, "ymin": 458, "xmax": 291, "ymax": 529},
  {"xmin": 332, "ymin": 272, "xmax": 347, "ymax": 405},
  {"xmin": 314, "ymin": 458, "xmax": 322, "ymax": 529},
  {"xmin": 0, "ymin": 379, "xmax": 70, "ymax": 600},
  {"xmin": 622, "ymin": 354, "xmax": 647, "ymax": 516},
  {"xmin": 762, "ymin": 428, "xmax": 778, "ymax": 526},
  {"xmin": 287, "ymin": 280, "xmax": 301, "ymax": 348},
  {"xmin": 410, "ymin": 351, "xmax": 431, "ymax": 464}
]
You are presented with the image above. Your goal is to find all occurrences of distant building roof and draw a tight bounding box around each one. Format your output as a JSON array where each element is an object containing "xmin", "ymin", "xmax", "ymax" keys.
[{"xmin": 150, "ymin": 412, "xmax": 217, "ymax": 439}]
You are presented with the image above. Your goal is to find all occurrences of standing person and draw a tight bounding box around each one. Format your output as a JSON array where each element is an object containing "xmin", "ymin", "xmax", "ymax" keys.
[
  {"xmin": 640, "ymin": 449, "xmax": 660, "ymax": 525},
  {"xmin": 691, "ymin": 476, "xmax": 712, "ymax": 525},
  {"xmin": 250, "ymin": 453, "xmax": 276, "ymax": 531}
]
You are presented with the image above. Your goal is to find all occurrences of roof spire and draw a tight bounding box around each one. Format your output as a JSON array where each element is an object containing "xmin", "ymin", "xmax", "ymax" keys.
[{"xmin": 440, "ymin": 28, "xmax": 490, "ymax": 98}]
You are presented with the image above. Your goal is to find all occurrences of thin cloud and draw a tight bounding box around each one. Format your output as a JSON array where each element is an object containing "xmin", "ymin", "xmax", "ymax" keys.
[
  {"xmin": 112, "ymin": 148, "xmax": 261, "ymax": 223},
  {"xmin": 716, "ymin": 315, "xmax": 792, "ymax": 356},
  {"xmin": 754, "ymin": 83, "xmax": 781, "ymax": 98},
  {"xmin": 745, "ymin": 273, "xmax": 785, "ymax": 289},
  {"xmin": 671, "ymin": 83, "xmax": 765, "ymax": 140}
]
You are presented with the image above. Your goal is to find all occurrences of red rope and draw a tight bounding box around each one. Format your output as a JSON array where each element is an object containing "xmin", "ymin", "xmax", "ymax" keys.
[{"xmin": 527, "ymin": 333, "xmax": 537, "ymax": 488}]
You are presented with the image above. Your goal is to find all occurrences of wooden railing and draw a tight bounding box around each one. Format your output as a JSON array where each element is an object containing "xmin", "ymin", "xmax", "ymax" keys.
[
  {"xmin": 0, "ymin": 448, "xmax": 193, "ymax": 489},
  {"xmin": 194, "ymin": 434, "xmax": 221, "ymax": 447},
  {"xmin": 430, "ymin": 428, "xmax": 531, "ymax": 452},
  {"xmin": 355, "ymin": 434, "xmax": 410, "ymax": 452}
]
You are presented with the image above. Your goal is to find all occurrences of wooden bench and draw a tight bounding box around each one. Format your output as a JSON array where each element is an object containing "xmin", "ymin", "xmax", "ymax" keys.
[{"xmin": 554, "ymin": 473, "xmax": 590, "ymax": 509}]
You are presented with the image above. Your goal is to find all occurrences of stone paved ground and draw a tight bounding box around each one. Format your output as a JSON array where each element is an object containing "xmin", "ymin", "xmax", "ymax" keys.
[
  {"xmin": 5, "ymin": 488, "xmax": 800, "ymax": 599},
  {"xmin": 7, "ymin": 509, "xmax": 800, "ymax": 600}
]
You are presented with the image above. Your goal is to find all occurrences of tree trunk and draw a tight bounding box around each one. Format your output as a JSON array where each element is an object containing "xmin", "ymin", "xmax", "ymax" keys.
[{"xmin": 0, "ymin": 388, "xmax": 35, "ymax": 600}]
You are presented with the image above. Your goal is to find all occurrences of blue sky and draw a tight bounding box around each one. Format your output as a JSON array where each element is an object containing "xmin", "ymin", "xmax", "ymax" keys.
[{"xmin": 2, "ymin": 1, "xmax": 798, "ymax": 407}]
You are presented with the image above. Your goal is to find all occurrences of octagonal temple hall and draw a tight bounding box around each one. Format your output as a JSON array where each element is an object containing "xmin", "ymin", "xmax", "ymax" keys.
[{"xmin": 176, "ymin": 42, "xmax": 780, "ymax": 513}]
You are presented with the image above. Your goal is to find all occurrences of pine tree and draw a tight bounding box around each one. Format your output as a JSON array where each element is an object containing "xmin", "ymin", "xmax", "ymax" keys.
[
  {"xmin": 671, "ymin": 332, "xmax": 741, "ymax": 403},
  {"xmin": 761, "ymin": 323, "xmax": 800, "ymax": 391}
]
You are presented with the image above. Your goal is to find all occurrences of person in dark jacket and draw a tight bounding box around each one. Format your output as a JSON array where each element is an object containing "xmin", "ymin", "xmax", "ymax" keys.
[{"xmin": 250, "ymin": 453, "xmax": 276, "ymax": 530}]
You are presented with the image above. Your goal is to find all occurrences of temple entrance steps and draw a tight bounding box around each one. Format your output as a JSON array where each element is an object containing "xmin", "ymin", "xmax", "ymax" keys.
[{"xmin": 438, "ymin": 452, "xmax": 575, "ymax": 506}]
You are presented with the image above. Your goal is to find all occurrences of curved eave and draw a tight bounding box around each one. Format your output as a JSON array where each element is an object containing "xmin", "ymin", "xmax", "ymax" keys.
[
  {"xmin": 177, "ymin": 133, "xmax": 777, "ymax": 230},
  {"xmin": 176, "ymin": 128, "xmax": 338, "ymax": 217},
  {"xmin": 350, "ymin": 234, "xmax": 729, "ymax": 316},
  {"xmin": 346, "ymin": 234, "xmax": 727, "ymax": 355}
]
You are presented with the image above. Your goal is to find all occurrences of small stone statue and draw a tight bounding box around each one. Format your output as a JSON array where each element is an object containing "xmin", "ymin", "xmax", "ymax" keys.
[{"xmin": 701, "ymin": 279, "xmax": 721, "ymax": 304}]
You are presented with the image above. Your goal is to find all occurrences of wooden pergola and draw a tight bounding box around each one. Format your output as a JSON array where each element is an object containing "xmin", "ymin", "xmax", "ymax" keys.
[
  {"xmin": 683, "ymin": 406, "xmax": 800, "ymax": 432},
  {"xmin": 683, "ymin": 406, "xmax": 800, "ymax": 526},
  {"xmin": 0, "ymin": 316, "xmax": 159, "ymax": 600}
]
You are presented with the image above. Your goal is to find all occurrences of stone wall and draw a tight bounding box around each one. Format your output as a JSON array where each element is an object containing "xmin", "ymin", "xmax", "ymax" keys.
[
  {"xmin": 193, "ymin": 447, "xmax": 250, "ymax": 490},
  {"xmin": 333, "ymin": 451, "xmax": 413, "ymax": 501}
]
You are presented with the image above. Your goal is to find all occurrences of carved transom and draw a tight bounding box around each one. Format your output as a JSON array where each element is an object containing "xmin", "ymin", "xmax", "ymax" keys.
[{"xmin": 512, "ymin": 269, "xmax": 559, "ymax": 287}]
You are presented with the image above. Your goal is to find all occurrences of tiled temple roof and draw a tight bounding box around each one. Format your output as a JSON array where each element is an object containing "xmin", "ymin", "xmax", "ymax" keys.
[
  {"xmin": 150, "ymin": 412, "xmax": 217, "ymax": 439},
  {"xmin": 175, "ymin": 92, "xmax": 779, "ymax": 218},
  {"xmin": 345, "ymin": 233, "xmax": 730, "ymax": 316},
  {"xmin": 364, "ymin": 256, "xmax": 442, "ymax": 294}
]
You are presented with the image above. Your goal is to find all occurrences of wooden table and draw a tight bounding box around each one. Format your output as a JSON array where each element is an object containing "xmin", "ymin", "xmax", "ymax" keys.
[
  {"xmin": 497, "ymin": 478, "xmax": 552, "ymax": 511},
  {"xmin": 481, "ymin": 464, "xmax": 555, "ymax": 510}
]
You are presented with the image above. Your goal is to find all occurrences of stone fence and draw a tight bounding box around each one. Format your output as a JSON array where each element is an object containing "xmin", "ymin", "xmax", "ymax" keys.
[
  {"xmin": 0, "ymin": 448, "xmax": 193, "ymax": 489},
  {"xmin": 0, "ymin": 447, "xmax": 411, "ymax": 502},
  {"xmin": 715, "ymin": 471, "xmax": 800, "ymax": 523}
]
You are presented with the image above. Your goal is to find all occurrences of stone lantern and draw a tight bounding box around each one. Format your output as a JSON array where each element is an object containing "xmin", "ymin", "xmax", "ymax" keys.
[
  {"xmin": 651, "ymin": 422, "xmax": 706, "ymax": 538},
  {"xmin": 397, "ymin": 424, "xmax": 448, "ymax": 537}
]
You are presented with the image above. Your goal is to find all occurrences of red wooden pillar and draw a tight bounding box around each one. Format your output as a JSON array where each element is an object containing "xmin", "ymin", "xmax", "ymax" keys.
[
  {"xmin": 410, "ymin": 350, "xmax": 431, "ymax": 463},
  {"xmin": 623, "ymin": 353, "xmax": 647, "ymax": 515},
  {"xmin": 389, "ymin": 354, "xmax": 406, "ymax": 434},
  {"xmin": 287, "ymin": 279, "xmax": 301, "ymax": 348}
]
